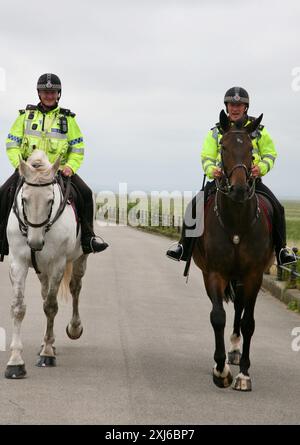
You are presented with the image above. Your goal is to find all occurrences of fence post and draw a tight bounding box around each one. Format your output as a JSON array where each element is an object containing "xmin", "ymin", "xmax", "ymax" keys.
[
  {"xmin": 276, "ymin": 265, "xmax": 283, "ymax": 281},
  {"xmin": 290, "ymin": 262, "xmax": 297, "ymax": 289}
]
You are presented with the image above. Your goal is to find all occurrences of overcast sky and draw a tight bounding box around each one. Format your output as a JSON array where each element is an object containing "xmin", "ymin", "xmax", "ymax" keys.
[{"xmin": 0, "ymin": 0, "xmax": 299, "ymax": 198}]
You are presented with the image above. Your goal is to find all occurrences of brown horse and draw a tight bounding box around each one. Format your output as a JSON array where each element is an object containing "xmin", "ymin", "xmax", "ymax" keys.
[{"xmin": 193, "ymin": 110, "xmax": 274, "ymax": 391}]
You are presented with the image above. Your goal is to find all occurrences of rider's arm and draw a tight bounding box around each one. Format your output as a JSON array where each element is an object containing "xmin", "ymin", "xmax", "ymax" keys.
[
  {"xmin": 201, "ymin": 129, "xmax": 219, "ymax": 179},
  {"xmin": 66, "ymin": 116, "xmax": 85, "ymax": 174},
  {"xmin": 256, "ymin": 127, "xmax": 277, "ymax": 176},
  {"xmin": 5, "ymin": 113, "xmax": 26, "ymax": 169}
]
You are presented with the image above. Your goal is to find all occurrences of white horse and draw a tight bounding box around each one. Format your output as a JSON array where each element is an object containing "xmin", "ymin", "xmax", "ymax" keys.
[{"xmin": 5, "ymin": 150, "xmax": 88, "ymax": 379}]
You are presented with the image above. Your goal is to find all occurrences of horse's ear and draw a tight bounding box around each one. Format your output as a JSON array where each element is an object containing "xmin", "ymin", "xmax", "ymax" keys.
[
  {"xmin": 219, "ymin": 109, "xmax": 230, "ymax": 133},
  {"xmin": 246, "ymin": 114, "xmax": 263, "ymax": 134},
  {"xmin": 51, "ymin": 156, "xmax": 61, "ymax": 175},
  {"xmin": 18, "ymin": 158, "xmax": 32, "ymax": 179}
]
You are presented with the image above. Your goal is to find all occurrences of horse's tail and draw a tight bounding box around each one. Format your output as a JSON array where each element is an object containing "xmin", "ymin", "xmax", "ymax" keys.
[{"xmin": 58, "ymin": 261, "xmax": 73, "ymax": 302}]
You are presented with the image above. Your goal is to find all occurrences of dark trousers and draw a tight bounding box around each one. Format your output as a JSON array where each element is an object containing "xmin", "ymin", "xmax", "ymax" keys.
[
  {"xmin": 0, "ymin": 170, "xmax": 20, "ymax": 256},
  {"xmin": 255, "ymin": 179, "xmax": 286, "ymax": 250},
  {"xmin": 67, "ymin": 174, "xmax": 95, "ymax": 240},
  {"xmin": 179, "ymin": 179, "xmax": 286, "ymax": 254},
  {"xmin": 0, "ymin": 170, "xmax": 95, "ymax": 257}
]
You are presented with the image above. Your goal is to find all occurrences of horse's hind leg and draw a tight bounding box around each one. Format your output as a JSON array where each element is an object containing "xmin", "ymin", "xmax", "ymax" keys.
[
  {"xmin": 228, "ymin": 283, "xmax": 244, "ymax": 365},
  {"xmin": 37, "ymin": 269, "xmax": 64, "ymax": 367},
  {"xmin": 204, "ymin": 272, "xmax": 233, "ymax": 388},
  {"xmin": 66, "ymin": 255, "xmax": 87, "ymax": 340},
  {"xmin": 5, "ymin": 261, "xmax": 28, "ymax": 379}
]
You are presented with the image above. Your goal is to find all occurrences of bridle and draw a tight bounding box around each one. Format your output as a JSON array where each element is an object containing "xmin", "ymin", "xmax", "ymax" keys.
[
  {"xmin": 22, "ymin": 180, "xmax": 55, "ymax": 230},
  {"xmin": 13, "ymin": 175, "xmax": 71, "ymax": 237},
  {"xmin": 216, "ymin": 130, "xmax": 256, "ymax": 200},
  {"xmin": 213, "ymin": 129, "xmax": 260, "ymax": 243}
]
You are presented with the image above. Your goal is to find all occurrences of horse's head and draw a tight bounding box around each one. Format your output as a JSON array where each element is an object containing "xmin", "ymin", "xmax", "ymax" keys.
[
  {"xmin": 18, "ymin": 151, "xmax": 61, "ymax": 251},
  {"xmin": 218, "ymin": 109, "xmax": 263, "ymax": 202}
]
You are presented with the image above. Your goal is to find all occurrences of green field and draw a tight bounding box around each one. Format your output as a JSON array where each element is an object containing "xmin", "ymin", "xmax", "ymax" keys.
[{"xmin": 282, "ymin": 200, "xmax": 300, "ymax": 245}]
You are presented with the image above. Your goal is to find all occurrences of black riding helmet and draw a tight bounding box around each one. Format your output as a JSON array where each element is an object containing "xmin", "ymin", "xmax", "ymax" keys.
[
  {"xmin": 224, "ymin": 86, "xmax": 249, "ymax": 112},
  {"xmin": 37, "ymin": 73, "xmax": 62, "ymax": 100}
]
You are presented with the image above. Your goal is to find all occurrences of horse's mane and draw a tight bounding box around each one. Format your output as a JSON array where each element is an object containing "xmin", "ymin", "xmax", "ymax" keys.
[{"xmin": 25, "ymin": 150, "xmax": 55, "ymax": 184}]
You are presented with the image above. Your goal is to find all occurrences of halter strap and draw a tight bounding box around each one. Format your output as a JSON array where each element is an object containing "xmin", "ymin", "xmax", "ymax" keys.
[{"xmin": 24, "ymin": 180, "xmax": 56, "ymax": 187}]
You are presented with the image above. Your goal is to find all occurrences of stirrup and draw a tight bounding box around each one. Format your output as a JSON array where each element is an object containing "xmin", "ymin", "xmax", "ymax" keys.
[
  {"xmin": 166, "ymin": 242, "xmax": 184, "ymax": 261},
  {"xmin": 279, "ymin": 247, "xmax": 297, "ymax": 265},
  {"xmin": 90, "ymin": 235, "xmax": 107, "ymax": 253}
]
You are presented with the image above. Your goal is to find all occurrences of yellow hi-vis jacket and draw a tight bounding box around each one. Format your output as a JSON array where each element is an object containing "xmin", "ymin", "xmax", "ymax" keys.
[
  {"xmin": 6, "ymin": 105, "xmax": 85, "ymax": 173},
  {"xmin": 201, "ymin": 117, "xmax": 277, "ymax": 179}
]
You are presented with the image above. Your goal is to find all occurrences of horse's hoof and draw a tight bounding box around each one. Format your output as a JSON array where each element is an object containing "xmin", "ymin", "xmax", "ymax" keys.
[
  {"xmin": 36, "ymin": 356, "xmax": 56, "ymax": 367},
  {"xmin": 66, "ymin": 324, "xmax": 83, "ymax": 340},
  {"xmin": 228, "ymin": 350, "xmax": 242, "ymax": 365},
  {"xmin": 232, "ymin": 373, "xmax": 252, "ymax": 391},
  {"xmin": 5, "ymin": 364, "xmax": 27, "ymax": 379},
  {"xmin": 38, "ymin": 345, "xmax": 56, "ymax": 356},
  {"xmin": 212, "ymin": 364, "xmax": 233, "ymax": 388}
]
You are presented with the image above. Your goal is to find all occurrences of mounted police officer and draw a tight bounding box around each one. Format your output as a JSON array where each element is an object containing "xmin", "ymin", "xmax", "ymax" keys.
[
  {"xmin": 166, "ymin": 86, "xmax": 295, "ymax": 266},
  {"xmin": 0, "ymin": 73, "xmax": 108, "ymax": 259}
]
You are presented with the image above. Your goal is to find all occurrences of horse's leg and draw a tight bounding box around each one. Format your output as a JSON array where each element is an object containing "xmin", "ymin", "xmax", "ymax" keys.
[
  {"xmin": 5, "ymin": 260, "xmax": 28, "ymax": 379},
  {"xmin": 66, "ymin": 255, "xmax": 87, "ymax": 340},
  {"xmin": 37, "ymin": 268, "xmax": 64, "ymax": 367},
  {"xmin": 204, "ymin": 272, "xmax": 233, "ymax": 388},
  {"xmin": 232, "ymin": 275, "xmax": 261, "ymax": 392},
  {"xmin": 36, "ymin": 273, "xmax": 56, "ymax": 356},
  {"xmin": 228, "ymin": 284, "xmax": 244, "ymax": 365}
]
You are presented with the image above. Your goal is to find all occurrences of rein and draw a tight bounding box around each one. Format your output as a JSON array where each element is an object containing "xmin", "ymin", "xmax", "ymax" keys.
[{"xmin": 213, "ymin": 189, "xmax": 261, "ymax": 245}]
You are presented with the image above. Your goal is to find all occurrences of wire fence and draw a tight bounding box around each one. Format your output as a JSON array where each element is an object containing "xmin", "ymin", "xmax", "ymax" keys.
[
  {"xmin": 102, "ymin": 207, "xmax": 183, "ymax": 233},
  {"xmin": 276, "ymin": 248, "xmax": 300, "ymax": 289}
]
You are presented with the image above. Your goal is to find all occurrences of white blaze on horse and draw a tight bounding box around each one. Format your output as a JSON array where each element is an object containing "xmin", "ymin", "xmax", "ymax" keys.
[{"xmin": 5, "ymin": 150, "xmax": 87, "ymax": 379}]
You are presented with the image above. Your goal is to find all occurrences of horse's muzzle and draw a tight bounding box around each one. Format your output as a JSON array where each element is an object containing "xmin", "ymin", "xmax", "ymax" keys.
[
  {"xmin": 27, "ymin": 239, "xmax": 45, "ymax": 252},
  {"xmin": 229, "ymin": 185, "xmax": 250, "ymax": 203}
]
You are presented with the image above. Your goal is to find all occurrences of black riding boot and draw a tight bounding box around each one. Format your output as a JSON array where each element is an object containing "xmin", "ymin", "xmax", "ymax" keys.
[
  {"xmin": 256, "ymin": 180, "xmax": 296, "ymax": 265},
  {"xmin": 70, "ymin": 174, "xmax": 108, "ymax": 255},
  {"xmin": 166, "ymin": 182, "xmax": 214, "ymax": 262},
  {"xmin": 166, "ymin": 220, "xmax": 192, "ymax": 262}
]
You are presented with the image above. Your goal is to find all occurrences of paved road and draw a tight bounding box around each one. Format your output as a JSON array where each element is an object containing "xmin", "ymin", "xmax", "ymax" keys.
[{"xmin": 0, "ymin": 225, "xmax": 299, "ymax": 425}]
